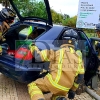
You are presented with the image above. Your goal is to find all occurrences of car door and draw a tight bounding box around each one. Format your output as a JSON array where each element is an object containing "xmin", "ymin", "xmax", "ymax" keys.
[{"xmin": 76, "ymin": 30, "xmax": 99, "ymax": 86}]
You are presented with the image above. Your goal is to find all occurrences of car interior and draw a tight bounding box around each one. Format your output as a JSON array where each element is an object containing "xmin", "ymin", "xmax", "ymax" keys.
[{"xmin": 0, "ymin": 24, "xmax": 46, "ymax": 56}]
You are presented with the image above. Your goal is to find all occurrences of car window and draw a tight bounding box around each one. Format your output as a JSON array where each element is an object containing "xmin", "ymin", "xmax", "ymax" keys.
[
  {"xmin": 20, "ymin": 27, "xmax": 29, "ymax": 35},
  {"xmin": 18, "ymin": 25, "xmax": 46, "ymax": 40}
]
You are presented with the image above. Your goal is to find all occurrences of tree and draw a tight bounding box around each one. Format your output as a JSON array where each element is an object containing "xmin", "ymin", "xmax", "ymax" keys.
[
  {"xmin": 10, "ymin": 0, "xmax": 47, "ymax": 19},
  {"xmin": 51, "ymin": 9, "xmax": 63, "ymax": 24},
  {"xmin": 63, "ymin": 14, "xmax": 70, "ymax": 20},
  {"xmin": 62, "ymin": 16, "xmax": 77, "ymax": 28}
]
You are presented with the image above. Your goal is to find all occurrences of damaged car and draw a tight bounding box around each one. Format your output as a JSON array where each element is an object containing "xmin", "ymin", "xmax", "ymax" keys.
[{"xmin": 0, "ymin": 0, "xmax": 99, "ymax": 89}]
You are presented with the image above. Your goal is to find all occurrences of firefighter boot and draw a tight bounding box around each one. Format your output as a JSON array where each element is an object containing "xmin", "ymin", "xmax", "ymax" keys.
[
  {"xmin": 38, "ymin": 98, "xmax": 45, "ymax": 100},
  {"xmin": 56, "ymin": 97, "xmax": 66, "ymax": 100},
  {"xmin": 51, "ymin": 96, "xmax": 67, "ymax": 100}
]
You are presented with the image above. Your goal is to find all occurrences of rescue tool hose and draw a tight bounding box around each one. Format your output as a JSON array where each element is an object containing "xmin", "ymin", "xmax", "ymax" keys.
[{"xmin": 85, "ymin": 87, "xmax": 100, "ymax": 100}]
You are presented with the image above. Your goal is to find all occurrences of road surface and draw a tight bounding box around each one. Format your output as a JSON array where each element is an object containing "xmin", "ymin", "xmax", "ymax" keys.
[{"xmin": 0, "ymin": 73, "xmax": 95, "ymax": 100}]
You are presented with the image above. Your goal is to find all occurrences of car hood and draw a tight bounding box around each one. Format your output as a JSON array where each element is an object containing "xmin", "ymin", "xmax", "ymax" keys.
[{"xmin": 8, "ymin": 0, "xmax": 52, "ymax": 25}]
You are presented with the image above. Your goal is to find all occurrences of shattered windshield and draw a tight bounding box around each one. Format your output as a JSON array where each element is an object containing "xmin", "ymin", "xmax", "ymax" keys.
[{"xmin": 13, "ymin": 0, "xmax": 48, "ymax": 20}]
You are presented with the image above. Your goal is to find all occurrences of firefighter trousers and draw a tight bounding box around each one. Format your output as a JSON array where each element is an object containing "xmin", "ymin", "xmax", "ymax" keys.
[{"xmin": 27, "ymin": 77, "xmax": 67, "ymax": 100}]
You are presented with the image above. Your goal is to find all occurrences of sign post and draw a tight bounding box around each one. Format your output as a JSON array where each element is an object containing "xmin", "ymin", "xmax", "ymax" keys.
[{"xmin": 76, "ymin": 0, "xmax": 100, "ymax": 29}]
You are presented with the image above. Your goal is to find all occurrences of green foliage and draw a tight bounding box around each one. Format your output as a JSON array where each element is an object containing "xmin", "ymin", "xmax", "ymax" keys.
[
  {"xmin": 83, "ymin": 29, "xmax": 95, "ymax": 33},
  {"xmin": 51, "ymin": 9, "xmax": 63, "ymax": 24},
  {"xmin": 13, "ymin": 0, "xmax": 47, "ymax": 19},
  {"xmin": 62, "ymin": 16, "xmax": 77, "ymax": 28},
  {"xmin": 85, "ymin": 33, "xmax": 96, "ymax": 38}
]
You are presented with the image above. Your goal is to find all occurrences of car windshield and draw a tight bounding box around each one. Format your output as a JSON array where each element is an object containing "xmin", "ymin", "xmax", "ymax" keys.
[{"xmin": 13, "ymin": 0, "xmax": 48, "ymax": 20}]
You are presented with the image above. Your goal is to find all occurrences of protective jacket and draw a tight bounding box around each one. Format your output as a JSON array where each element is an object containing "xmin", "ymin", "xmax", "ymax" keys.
[{"xmin": 28, "ymin": 44, "xmax": 85, "ymax": 100}]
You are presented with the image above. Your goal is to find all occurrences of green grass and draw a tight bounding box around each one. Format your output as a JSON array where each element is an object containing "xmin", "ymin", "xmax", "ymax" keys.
[{"xmin": 85, "ymin": 33, "xmax": 97, "ymax": 38}]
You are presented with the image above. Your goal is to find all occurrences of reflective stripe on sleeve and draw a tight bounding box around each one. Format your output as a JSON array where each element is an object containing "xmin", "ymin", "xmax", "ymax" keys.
[
  {"xmin": 41, "ymin": 50, "xmax": 49, "ymax": 61},
  {"xmin": 76, "ymin": 56, "xmax": 84, "ymax": 76},
  {"xmin": 76, "ymin": 50, "xmax": 82, "ymax": 58},
  {"xmin": 73, "ymin": 82, "xmax": 79, "ymax": 88}
]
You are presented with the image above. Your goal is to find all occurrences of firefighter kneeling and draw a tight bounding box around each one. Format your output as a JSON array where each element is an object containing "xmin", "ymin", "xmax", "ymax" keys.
[{"xmin": 27, "ymin": 29, "xmax": 85, "ymax": 100}]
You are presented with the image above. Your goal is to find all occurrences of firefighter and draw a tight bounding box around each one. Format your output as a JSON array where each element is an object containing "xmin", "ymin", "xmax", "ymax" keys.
[
  {"xmin": 0, "ymin": 8, "xmax": 16, "ymax": 41},
  {"xmin": 27, "ymin": 29, "xmax": 85, "ymax": 100},
  {"xmin": 0, "ymin": 8, "xmax": 16, "ymax": 54}
]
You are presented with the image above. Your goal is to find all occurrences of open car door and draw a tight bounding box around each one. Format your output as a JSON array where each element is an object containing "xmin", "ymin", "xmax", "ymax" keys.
[{"xmin": 84, "ymin": 37, "xmax": 100, "ymax": 88}]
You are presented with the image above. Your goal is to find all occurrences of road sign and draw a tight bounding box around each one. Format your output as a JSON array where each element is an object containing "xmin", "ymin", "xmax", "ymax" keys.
[{"xmin": 76, "ymin": 0, "xmax": 100, "ymax": 29}]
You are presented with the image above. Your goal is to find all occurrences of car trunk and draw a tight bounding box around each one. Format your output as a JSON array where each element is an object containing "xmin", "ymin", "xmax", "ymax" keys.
[
  {"xmin": 0, "ymin": 24, "xmax": 49, "ymax": 83},
  {"xmin": 1, "ymin": 23, "xmax": 47, "ymax": 68},
  {"xmin": 0, "ymin": 0, "xmax": 52, "ymax": 83}
]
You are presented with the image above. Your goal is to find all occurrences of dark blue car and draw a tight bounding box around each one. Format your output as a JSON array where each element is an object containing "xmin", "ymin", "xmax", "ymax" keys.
[{"xmin": 0, "ymin": 0, "xmax": 99, "ymax": 88}]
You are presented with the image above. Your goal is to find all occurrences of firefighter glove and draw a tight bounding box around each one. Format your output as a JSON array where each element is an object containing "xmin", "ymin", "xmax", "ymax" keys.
[
  {"xmin": 29, "ymin": 43, "xmax": 35, "ymax": 48},
  {"xmin": 68, "ymin": 89, "xmax": 75, "ymax": 99}
]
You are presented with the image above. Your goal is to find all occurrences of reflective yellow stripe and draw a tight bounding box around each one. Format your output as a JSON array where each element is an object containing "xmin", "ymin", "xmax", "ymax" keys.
[
  {"xmin": 41, "ymin": 50, "xmax": 49, "ymax": 61},
  {"xmin": 28, "ymin": 83, "xmax": 39, "ymax": 94},
  {"xmin": 95, "ymin": 41, "xmax": 98, "ymax": 45},
  {"xmin": 74, "ymin": 50, "xmax": 82, "ymax": 76},
  {"xmin": 76, "ymin": 55, "xmax": 84, "ymax": 76},
  {"xmin": 47, "ymin": 74, "xmax": 70, "ymax": 92},
  {"xmin": 29, "ymin": 86, "xmax": 38, "ymax": 94},
  {"xmin": 55, "ymin": 49, "xmax": 64, "ymax": 83},
  {"xmin": 30, "ymin": 46, "xmax": 37, "ymax": 53},
  {"xmin": 76, "ymin": 57, "xmax": 81, "ymax": 76},
  {"xmin": 70, "ymin": 47, "xmax": 74, "ymax": 53},
  {"xmin": 46, "ymin": 49, "xmax": 70, "ymax": 91},
  {"xmin": 78, "ymin": 54, "xmax": 84, "ymax": 74},
  {"xmin": 30, "ymin": 91, "xmax": 43, "ymax": 99},
  {"xmin": 28, "ymin": 82, "xmax": 36, "ymax": 87},
  {"xmin": 0, "ymin": 46, "xmax": 2, "ymax": 52},
  {"xmin": 79, "ymin": 68, "xmax": 85, "ymax": 74},
  {"xmin": 76, "ymin": 50, "xmax": 82, "ymax": 58},
  {"xmin": 73, "ymin": 82, "xmax": 79, "ymax": 88}
]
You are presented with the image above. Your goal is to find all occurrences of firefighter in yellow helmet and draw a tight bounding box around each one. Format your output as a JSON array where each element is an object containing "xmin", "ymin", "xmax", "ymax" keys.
[
  {"xmin": 27, "ymin": 29, "xmax": 85, "ymax": 100},
  {"xmin": 0, "ymin": 8, "xmax": 16, "ymax": 54}
]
